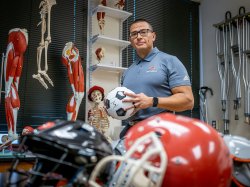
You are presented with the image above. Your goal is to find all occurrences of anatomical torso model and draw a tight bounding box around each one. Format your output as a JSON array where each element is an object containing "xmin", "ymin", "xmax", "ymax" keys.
[
  {"xmin": 4, "ymin": 28, "xmax": 28, "ymax": 141},
  {"xmin": 62, "ymin": 42, "xmax": 84, "ymax": 121}
]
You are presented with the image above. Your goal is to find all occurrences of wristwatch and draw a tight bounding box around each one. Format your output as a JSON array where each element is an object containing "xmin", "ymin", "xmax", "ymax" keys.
[{"xmin": 153, "ymin": 97, "xmax": 158, "ymax": 107}]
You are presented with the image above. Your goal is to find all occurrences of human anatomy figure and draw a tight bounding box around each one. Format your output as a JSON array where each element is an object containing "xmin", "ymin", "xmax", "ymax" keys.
[
  {"xmin": 4, "ymin": 28, "xmax": 28, "ymax": 141},
  {"xmin": 33, "ymin": 0, "xmax": 56, "ymax": 89},
  {"xmin": 87, "ymin": 86, "xmax": 111, "ymax": 141},
  {"xmin": 89, "ymin": 47, "xmax": 105, "ymax": 72},
  {"xmin": 95, "ymin": 47, "xmax": 105, "ymax": 62},
  {"xmin": 115, "ymin": 0, "xmax": 125, "ymax": 10},
  {"xmin": 62, "ymin": 42, "xmax": 84, "ymax": 121},
  {"xmin": 97, "ymin": 0, "xmax": 106, "ymax": 34}
]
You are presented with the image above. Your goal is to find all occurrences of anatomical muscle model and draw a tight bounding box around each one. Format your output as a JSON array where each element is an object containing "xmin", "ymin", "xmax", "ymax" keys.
[
  {"xmin": 97, "ymin": 0, "xmax": 106, "ymax": 34},
  {"xmin": 95, "ymin": 47, "xmax": 105, "ymax": 63},
  {"xmin": 89, "ymin": 47, "xmax": 105, "ymax": 72},
  {"xmin": 33, "ymin": 0, "xmax": 56, "ymax": 89},
  {"xmin": 62, "ymin": 42, "xmax": 84, "ymax": 121},
  {"xmin": 4, "ymin": 28, "xmax": 28, "ymax": 144},
  {"xmin": 115, "ymin": 0, "xmax": 125, "ymax": 10}
]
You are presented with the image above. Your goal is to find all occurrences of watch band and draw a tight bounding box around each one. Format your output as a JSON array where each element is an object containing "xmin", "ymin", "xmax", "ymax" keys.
[{"xmin": 153, "ymin": 97, "xmax": 158, "ymax": 107}]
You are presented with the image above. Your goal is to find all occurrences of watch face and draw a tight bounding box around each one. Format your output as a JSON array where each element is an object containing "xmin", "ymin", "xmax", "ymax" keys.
[{"xmin": 153, "ymin": 97, "xmax": 158, "ymax": 107}]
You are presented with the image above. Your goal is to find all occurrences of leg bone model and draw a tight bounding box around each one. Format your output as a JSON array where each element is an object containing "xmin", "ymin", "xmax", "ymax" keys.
[
  {"xmin": 33, "ymin": 0, "xmax": 56, "ymax": 89},
  {"xmin": 4, "ymin": 28, "xmax": 28, "ymax": 140},
  {"xmin": 62, "ymin": 42, "xmax": 85, "ymax": 121}
]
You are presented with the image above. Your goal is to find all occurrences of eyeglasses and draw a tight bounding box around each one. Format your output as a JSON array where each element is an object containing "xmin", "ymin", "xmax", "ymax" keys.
[{"xmin": 129, "ymin": 29, "xmax": 153, "ymax": 39}]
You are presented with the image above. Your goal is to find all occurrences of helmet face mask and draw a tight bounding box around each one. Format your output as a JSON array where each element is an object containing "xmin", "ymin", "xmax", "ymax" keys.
[
  {"xmin": 8, "ymin": 120, "xmax": 113, "ymax": 187},
  {"xmin": 89, "ymin": 132, "xmax": 167, "ymax": 187}
]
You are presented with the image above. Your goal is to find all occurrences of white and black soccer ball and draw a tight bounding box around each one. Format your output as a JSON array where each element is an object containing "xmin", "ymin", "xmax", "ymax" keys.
[{"xmin": 104, "ymin": 87, "xmax": 135, "ymax": 120}]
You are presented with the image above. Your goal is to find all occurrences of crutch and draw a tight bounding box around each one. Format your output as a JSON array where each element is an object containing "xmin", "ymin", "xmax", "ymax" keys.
[
  {"xmin": 215, "ymin": 11, "xmax": 231, "ymax": 134},
  {"xmin": 229, "ymin": 13, "xmax": 242, "ymax": 121},
  {"xmin": 199, "ymin": 86, "xmax": 213, "ymax": 124},
  {"xmin": 0, "ymin": 53, "xmax": 5, "ymax": 104},
  {"xmin": 241, "ymin": 7, "xmax": 250, "ymax": 124}
]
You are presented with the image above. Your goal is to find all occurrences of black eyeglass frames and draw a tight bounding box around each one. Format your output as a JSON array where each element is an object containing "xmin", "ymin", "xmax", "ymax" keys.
[{"xmin": 129, "ymin": 29, "xmax": 153, "ymax": 39}]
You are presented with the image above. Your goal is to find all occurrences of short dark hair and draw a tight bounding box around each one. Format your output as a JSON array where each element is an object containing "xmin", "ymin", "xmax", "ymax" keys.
[{"xmin": 130, "ymin": 18, "xmax": 153, "ymax": 31}]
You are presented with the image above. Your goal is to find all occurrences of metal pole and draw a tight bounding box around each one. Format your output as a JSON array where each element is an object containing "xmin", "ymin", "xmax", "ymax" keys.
[{"xmin": 0, "ymin": 53, "xmax": 5, "ymax": 104}]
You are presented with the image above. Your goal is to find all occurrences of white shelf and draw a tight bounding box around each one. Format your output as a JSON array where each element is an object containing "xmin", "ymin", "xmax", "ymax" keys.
[
  {"xmin": 91, "ymin": 64, "xmax": 127, "ymax": 73},
  {"xmin": 91, "ymin": 35, "xmax": 130, "ymax": 49},
  {"xmin": 92, "ymin": 5, "xmax": 132, "ymax": 21}
]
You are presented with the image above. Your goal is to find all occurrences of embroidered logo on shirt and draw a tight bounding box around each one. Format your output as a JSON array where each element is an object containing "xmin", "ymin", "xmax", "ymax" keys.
[
  {"xmin": 146, "ymin": 66, "xmax": 157, "ymax": 72},
  {"xmin": 183, "ymin": 75, "xmax": 190, "ymax": 81}
]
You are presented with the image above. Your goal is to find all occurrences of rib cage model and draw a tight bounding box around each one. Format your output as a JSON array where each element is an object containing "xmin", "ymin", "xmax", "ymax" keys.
[{"xmin": 33, "ymin": 0, "xmax": 56, "ymax": 89}]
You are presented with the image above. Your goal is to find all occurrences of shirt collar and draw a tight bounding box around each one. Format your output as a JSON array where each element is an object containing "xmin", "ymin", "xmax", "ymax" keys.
[{"xmin": 135, "ymin": 47, "xmax": 159, "ymax": 64}]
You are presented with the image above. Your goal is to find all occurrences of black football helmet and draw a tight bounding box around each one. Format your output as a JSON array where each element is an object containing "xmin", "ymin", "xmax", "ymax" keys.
[{"xmin": 8, "ymin": 120, "xmax": 113, "ymax": 187}]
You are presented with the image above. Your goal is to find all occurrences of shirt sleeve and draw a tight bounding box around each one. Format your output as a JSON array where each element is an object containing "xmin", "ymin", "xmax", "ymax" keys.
[{"xmin": 168, "ymin": 56, "xmax": 191, "ymax": 89}]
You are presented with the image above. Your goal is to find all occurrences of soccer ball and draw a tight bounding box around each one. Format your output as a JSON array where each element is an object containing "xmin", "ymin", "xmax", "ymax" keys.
[{"xmin": 105, "ymin": 87, "xmax": 135, "ymax": 120}]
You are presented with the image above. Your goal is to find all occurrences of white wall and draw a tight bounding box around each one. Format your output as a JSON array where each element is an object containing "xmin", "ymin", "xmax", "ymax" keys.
[{"xmin": 200, "ymin": 0, "xmax": 250, "ymax": 138}]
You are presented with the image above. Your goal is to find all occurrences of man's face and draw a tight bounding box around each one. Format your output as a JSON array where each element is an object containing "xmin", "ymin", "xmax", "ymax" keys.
[{"xmin": 129, "ymin": 22, "xmax": 156, "ymax": 53}]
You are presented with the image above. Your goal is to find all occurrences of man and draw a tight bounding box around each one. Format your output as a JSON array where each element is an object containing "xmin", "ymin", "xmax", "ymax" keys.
[
  {"xmin": 108, "ymin": 19, "xmax": 194, "ymax": 186},
  {"xmin": 120, "ymin": 18, "xmax": 194, "ymax": 138}
]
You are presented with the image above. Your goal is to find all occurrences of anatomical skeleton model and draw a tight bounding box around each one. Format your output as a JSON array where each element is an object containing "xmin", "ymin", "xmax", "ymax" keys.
[
  {"xmin": 62, "ymin": 42, "xmax": 84, "ymax": 121},
  {"xmin": 87, "ymin": 86, "xmax": 111, "ymax": 142},
  {"xmin": 97, "ymin": 0, "xmax": 106, "ymax": 34},
  {"xmin": 33, "ymin": 0, "xmax": 56, "ymax": 89},
  {"xmin": 3, "ymin": 28, "xmax": 28, "ymax": 148}
]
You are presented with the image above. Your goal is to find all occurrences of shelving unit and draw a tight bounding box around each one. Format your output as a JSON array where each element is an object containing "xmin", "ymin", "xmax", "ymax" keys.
[
  {"xmin": 86, "ymin": 0, "xmax": 132, "ymax": 140},
  {"xmin": 91, "ymin": 34, "xmax": 130, "ymax": 49},
  {"xmin": 92, "ymin": 64, "xmax": 127, "ymax": 73}
]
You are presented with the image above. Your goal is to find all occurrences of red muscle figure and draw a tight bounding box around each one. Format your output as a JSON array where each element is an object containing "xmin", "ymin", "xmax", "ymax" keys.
[
  {"xmin": 62, "ymin": 42, "xmax": 85, "ymax": 121},
  {"xmin": 97, "ymin": 0, "xmax": 106, "ymax": 34},
  {"xmin": 4, "ymin": 28, "xmax": 28, "ymax": 141}
]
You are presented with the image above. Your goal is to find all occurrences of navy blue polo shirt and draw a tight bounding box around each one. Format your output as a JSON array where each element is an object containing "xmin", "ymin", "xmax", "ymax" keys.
[{"xmin": 121, "ymin": 47, "xmax": 191, "ymax": 121}]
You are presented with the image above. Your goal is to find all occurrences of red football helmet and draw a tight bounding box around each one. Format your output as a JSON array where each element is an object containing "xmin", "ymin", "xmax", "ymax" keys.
[
  {"xmin": 89, "ymin": 113, "xmax": 232, "ymax": 187},
  {"xmin": 124, "ymin": 113, "xmax": 232, "ymax": 187}
]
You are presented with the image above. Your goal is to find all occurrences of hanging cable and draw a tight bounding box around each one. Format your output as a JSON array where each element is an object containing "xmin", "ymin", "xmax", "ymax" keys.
[
  {"xmin": 189, "ymin": 12, "xmax": 193, "ymax": 118},
  {"xmin": 73, "ymin": 0, "xmax": 76, "ymax": 43}
]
